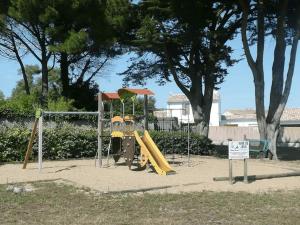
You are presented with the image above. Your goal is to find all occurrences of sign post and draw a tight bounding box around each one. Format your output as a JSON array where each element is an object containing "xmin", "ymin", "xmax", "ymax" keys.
[
  {"xmin": 244, "ymin": 159, "xmax": 248, "ymax": 183},
  {"xmin": 228, "ymin": 141, "xmax": 249, "ymax": 184},
  {"xmin": 229, "ymin": 159, "xmax": 233, "ymax": 184}
]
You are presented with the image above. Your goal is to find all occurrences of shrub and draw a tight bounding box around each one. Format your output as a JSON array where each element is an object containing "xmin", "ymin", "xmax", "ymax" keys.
[
  {"xmin": 148, "ymin": 130, "xmax": 214, "ymax": 155},
  {"xmin": 0, "ymin": 124, "xmax": 214, "ymax": 162},
  {"xmin": 0, "ymin": 126, "xmax": 31, "ymax": 162},
  {"xmin": 0, "ymin": 95, "xmax": 37, "ymax": 119},
  {"xmin": 48, "ymin": 97, "xmax": 74, "ymax": 111},
  {"xmin": 0, "ymin": 96, "xmax": 75, "ymax": 121}
]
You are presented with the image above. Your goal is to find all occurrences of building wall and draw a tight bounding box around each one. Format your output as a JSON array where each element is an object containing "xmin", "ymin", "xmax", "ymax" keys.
[
  {"xmin": 220, "ymin": 119, "xmax": 258, "ymax": 127},
  {"xmin": 167, "ymin": 100, "xmax": 220, "ymax": 125},
  {"xmin": 210, "ymin": 100, "xmax": 220, "ymax": 126},
  {"xmin": 166, "ymin": 103, "xmax": 194, "ymax": 124},
  {"xmin": 208, "ymin": 126, "xmax": 300, "ymax": 147},
  {"xmin": 221, "ymin": 119, "xmax": 300, "ymax": 127}
]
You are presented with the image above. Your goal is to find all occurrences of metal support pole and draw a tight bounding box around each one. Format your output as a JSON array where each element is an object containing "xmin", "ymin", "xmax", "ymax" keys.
[
  {"xmin": 132, "ymin": 100, "xmax": 135, "ymax": 130},
  {"xmin": 132, "ymin": 100, "xmax": 135, "ymax": 116},
  {"xmin": 170, "ymin": 109, "xmax": 175, "ymax": 164},
  {"xmin": 143, "ymin": 94, "xmax": 148, "ymax": 130},
  {"xmin": 244, "ymin": 159, "xmax": 248, "ymax": 183},
  {"xmin": 229, "ymin": 159, "xmax": 233, "ymax": 184},
  {"xmin": 97, "ymin": 92, "xmax": 103, "ymax": 167},
  {"xmin": 38, "ymin": 115, "xmax": 43, "ymax": 172},
  {"xmin": 43, "ymin": 111, "xmax": 98, "ymax": 115},
  {"xmin": 187, "ymin": 112, "xmax": 190, "ymax": 167},
  {"xmin": 170, "ymin": 108, "xmax": 173, "ymax": 131},
  {"xmin": 106, "ymin": 101, "xmax": 113, "ymax": 166},
  {"xmin": 110, "ymin": 101, "xmax": 113, "ymax": 129}
]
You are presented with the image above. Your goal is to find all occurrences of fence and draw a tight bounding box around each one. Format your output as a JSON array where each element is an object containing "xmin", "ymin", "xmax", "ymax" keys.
[{"xmin": 208, "ymin": 126, "xmax": 300, "ymax": 146}]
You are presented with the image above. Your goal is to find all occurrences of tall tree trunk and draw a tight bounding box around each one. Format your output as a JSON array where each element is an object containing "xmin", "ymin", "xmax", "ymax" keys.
[
  {"xmin": 11, "ymin": 35, "xmax": 30, "ymax": 95},
  {"xmin": 266, "ymin": 123, "xmax": 279, "ymax": 160},
  {"xmin": 240, "ymin": 0, "xmax": 300, "ymax": 159},
  {"xmin": 41, "ymin": 56, "xmax": 48, "ymax": 107},
  {"xmin": 60, "ymin": 52, "xmax": 70, "ymax": 97},
  {"xmin": 19, "ymin": 60, "xmax": 30, "ymax": 95},
  {"xmin": 15, "ymin": 50, "xmax": 30, "ymax": 95},
  {"xmin": 267, "ymin": 0, "xmax": 287, "ymax": 120},
  {"xmin": 189, "ymin": 84, "xmax": 213, "ymax": 137},
  {"xmin": 190, "ymin": 101, "xmax": 210, "ymax": 137},
  {"xmin": 165, "ymin": 46, "xmax": 215, "ymax": 137},
  {"xmin": 254, "ymin": 80, "xmax": 267, "ymax": 140},
  {"xmin": 38, "ymin": 29, "xmax": 49, "ymax": 107}
]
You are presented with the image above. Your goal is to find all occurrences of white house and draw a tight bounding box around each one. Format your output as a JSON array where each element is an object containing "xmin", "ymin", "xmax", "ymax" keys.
[
  {"xmin": 154, "ymin": 91, "xmax": 300, "ymax": 127},
  {"xmin": 154, "ymin": 91, "xmax": 221, "ymax": 125}
]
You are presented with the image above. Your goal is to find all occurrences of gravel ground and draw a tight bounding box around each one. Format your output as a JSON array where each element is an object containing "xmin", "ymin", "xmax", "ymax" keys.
[{"xmin": 1, "ymin": 156, "xmax": 300, "ymax": 193}]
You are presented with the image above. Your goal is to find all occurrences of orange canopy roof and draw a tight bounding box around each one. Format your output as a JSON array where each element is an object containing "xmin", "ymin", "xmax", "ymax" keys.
[
  {"xmin": 101, "ymin": 92, "xmax": 120, "ymax": 101},
  {"xmin": 99, "ymin": 89, "xmax": 154, "ymax": 101},
  {"xmin": 118, "ymin": 88, "xmax": 154, "ymax": 96}
]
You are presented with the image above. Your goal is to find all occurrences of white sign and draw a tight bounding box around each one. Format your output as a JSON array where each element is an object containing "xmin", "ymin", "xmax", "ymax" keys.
[{"xmin": 228, "ymin": 141, "xmax": 249, "ymax": 160}]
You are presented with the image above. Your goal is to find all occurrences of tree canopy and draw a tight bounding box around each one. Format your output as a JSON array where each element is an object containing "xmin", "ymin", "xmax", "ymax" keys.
[
  {"xmin": 1, "ymin": 0, "xmax": 130, "ymax": 107},
  {"xmin": 48, "ymin": 0, "xmax": 119, "ymax": 96},
  {"xmin": 121, "ymin": 0, "xmax": 241, "ymax": 136}
]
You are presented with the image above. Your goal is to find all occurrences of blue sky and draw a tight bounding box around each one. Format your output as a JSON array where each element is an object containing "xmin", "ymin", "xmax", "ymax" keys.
[{"xmin": 0, "ymin": 36, "xmax": 299, "ymax": 112}]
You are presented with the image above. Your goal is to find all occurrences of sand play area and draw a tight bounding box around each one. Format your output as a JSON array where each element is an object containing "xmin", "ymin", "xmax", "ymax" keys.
[{"xmin": 1, "ymin": 156, "xmax": 300, "ymax": 193}]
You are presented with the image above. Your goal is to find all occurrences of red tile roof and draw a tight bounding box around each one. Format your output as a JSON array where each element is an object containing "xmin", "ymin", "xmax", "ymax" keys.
[
  {"xmin": 118, "ymin": 88, "xmax": 154, "ymax": 96},
  {"xmin": 99, "ymin": 88, "xmax": 154, "ymax": 101},
  {"xmin": 101, "ymin": 92, "xmax": 120, "ymax": 101}
]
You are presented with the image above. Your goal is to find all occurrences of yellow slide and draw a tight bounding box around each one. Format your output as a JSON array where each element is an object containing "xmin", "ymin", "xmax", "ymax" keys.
[{"xmin": 134, "ymin": 131, "xmax": 175, "ymax": 175}]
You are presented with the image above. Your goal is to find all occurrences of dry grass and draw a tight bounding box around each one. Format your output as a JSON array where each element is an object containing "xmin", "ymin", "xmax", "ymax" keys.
[{"xmin": 1, "ymin": 181, "xmax": 300, "ymax": 225}]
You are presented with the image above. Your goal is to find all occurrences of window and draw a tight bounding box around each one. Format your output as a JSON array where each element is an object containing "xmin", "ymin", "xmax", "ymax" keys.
[{"xmin": 182, "ymin": 103, "xmax": 190, "ymax": 116}]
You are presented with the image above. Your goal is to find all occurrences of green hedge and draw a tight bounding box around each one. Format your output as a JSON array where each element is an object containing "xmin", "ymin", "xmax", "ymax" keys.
[
  {"xmin": 0, "ymin": 127, "xmax": 31, "ymax": 162},
  {"xmin": 149, "ymin": 130, "xmax": 214, "ymax": 155},
  {"xmin": 0, "ymin": 125, "xmax": 214, "ymax": 162}
]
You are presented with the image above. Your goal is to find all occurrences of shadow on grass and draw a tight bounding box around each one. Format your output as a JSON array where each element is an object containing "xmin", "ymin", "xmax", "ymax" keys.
[
  {"xmin": 106, "ymin": 181, "xmax": 204, "ymax": 194},
  {"xmin": 54, "ymin": 165, "xmax": 77, "ymax": 173},
  {"xmin": 24, "ymin": 163, "xmax": 91, "ymax": 171}
]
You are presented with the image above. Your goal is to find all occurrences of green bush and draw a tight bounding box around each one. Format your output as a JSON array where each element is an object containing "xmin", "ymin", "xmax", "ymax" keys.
[
  {"xmin": 47, "ymin": 97, "xmax": 74, "ymax": 111},
  {"xmin": 0, "ymin": 127, "xmax": 31, "ymax": 162},
  {"xmin": 0, "ymin": 125, "xmax": 214, "ymax": 162},
  {"xmin": 0, "ymin": 96, "xmax": 79, "ymax": 121},
  {"xmin": 0, "ymin": 95, "xmax": 37, "ymax": 119},
  {"xmin": 148, "ymin": 130, "xmax": 214, "ymax": 155}
]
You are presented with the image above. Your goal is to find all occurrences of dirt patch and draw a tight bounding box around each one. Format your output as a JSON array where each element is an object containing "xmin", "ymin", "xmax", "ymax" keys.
[{"xmin": 1, "ymin": 156, "xmax": 300, "ymax": 193}]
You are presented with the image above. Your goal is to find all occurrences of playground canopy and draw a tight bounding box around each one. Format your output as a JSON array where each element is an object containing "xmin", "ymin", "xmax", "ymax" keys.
[
  {"xmin": 101, "ymin": 88, "xmax": 154, "ymax": 101},
  {"xmin": 118, "ymin": 88, "xmax": 154, "ymax": 98},
  {"xmin": 102, "ymin": 92, "xmax": 120, "ymax": 101}
]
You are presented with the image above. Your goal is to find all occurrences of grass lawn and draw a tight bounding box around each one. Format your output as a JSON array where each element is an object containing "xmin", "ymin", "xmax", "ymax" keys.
[{"xmin": 1, "ymin": 181, "xmax": 300, "ymax": 225}]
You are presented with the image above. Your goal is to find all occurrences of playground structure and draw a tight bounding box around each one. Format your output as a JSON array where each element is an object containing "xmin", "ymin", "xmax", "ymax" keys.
[
  {"xmin": 102, "ymin": 88, "xmax": 175, "ymax": 175},
  {"xmin": 22, "ymin": 88, "xmax": 175, "ymax": 175}
]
